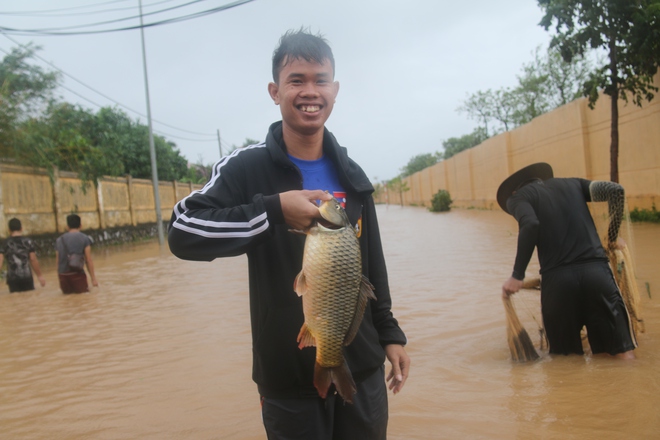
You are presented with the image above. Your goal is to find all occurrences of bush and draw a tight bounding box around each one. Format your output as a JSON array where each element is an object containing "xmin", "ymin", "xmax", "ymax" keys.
[
  {"xmin": 429, "ymin": 189, "xmax": 452, "ymax": 212},
  {"xmin": 630, "ymin": 206, "xmax": 660, "ymax": 223}
]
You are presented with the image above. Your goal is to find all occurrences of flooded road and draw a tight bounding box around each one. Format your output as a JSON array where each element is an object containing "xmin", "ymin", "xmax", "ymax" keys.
[{"xmin": 1, "ymin": 206, "xmax": 658, "ymax": 439}]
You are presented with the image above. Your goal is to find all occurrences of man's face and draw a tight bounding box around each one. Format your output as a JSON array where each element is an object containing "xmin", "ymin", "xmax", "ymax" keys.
[{"xmin": 268, "ymin": 57, "xmax": 339, "ymax": 137}]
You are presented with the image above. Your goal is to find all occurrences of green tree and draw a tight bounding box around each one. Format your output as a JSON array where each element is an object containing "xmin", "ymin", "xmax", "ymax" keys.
[
  {"xmin": 538, "ymin": 0, "xmax": 660, "ymax": 182},
  {"xmin": 0, "ymin": 44, "xmax": 59, "ymax": 157},
  {"xmin": 372, "ymin": 179, "xmax": 385, "ymax": 201},
  {"xmin": 400, "ymin": 152, "xmax": 441, "ymax": 177},
  {"xmin": 1, "ymin": 44, "xmax": 192, "ymax": 183},
  {"xmin": 513, "ymin": 45, "xmax": 595, "ymax": 125},
  {"xmin": 490, "ymin": 88, "xmax": 519, "ymax": 131},
  {"xmin": 459, "ymin": 88, "xmax": 518, "ymax": 134},
  {"xmin": 457, "ymin": 90, "xmax": 494, "ymax": 136},
  {"xmin": 15, "ymin": 103, "xmax": 122, "ymax": 182},
  {"xmin": 181, "ymin": 155, "xmax": 213, "ymax": 184},
  {"xmin": 386, "ymin": 176, "xmax": 410, "ymax": 207},
  {"xmin": 16, "ymin": 104, "xmax": 188, "ymax": 182},
  {"xmin": 543, "ymin": 46, "xmax": 595, "ymax": 107},
  {"xmin": 513, "ymin": 52, "xmax": 551, "ymax": 125},
  {"xmin": 460, "ymin": 45, "xmax": 596, "ymax": 131},
  {"xmin": 442, "ymin": 126, "xmax": 489, "ymax": 159}
]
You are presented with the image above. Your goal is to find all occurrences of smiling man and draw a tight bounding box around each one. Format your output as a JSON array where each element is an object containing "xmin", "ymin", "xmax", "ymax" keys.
[{"xmin": 168, "ymin": 29, "xmax": 410, "ymax": 439}]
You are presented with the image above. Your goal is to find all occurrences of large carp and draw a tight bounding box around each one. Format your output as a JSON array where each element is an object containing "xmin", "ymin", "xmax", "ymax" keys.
[{"xmin": 294, "ymin": 197, "xmax": 376, "ymax": 403}]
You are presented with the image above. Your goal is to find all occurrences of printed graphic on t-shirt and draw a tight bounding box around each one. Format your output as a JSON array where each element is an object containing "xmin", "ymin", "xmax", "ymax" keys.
[
  {"xmin": 2, "ymin": 238, "xmax": 33, "ymax": 281},
  {"xmin": 289, "ymin": 154, "xmax": 360, "ymax": 232},
  {"xmin": 333, "ymin": 191, "xmax": 346, "ymax": 208}
]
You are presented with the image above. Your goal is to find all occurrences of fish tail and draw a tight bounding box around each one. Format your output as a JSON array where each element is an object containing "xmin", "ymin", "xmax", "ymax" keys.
[{"xmin": 314, "ymin": 361, "xmax": 357, "ymax": 404}]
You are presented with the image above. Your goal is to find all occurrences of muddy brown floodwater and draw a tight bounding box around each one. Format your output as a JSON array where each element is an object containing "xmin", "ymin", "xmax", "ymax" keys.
[{"xmin": 1, "ymin": 206, "xmax": 658, "ymax": 439}]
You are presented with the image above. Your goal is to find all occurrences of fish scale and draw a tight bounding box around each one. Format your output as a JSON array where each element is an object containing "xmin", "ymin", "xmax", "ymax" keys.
[
  {"xmin": 294, "ymin": 197, "xmax": 376, "ymax": 403},
  {"xmin": 303, "ymin": 226, "xmax": 361, "ymax": 367}
]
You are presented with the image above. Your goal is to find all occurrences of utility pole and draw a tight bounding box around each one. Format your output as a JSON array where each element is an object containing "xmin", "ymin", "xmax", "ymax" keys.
[
  {"xmin": 138, "ymin": 0, "xmax": 164, "ymax": 246},
  {"xmin": 217, "ymin": 129, "xmax": 223, "ymax": 159}
]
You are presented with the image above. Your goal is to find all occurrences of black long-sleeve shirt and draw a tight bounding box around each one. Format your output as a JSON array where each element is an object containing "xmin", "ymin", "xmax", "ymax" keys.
[{"xmin": 506, "ymin": 178, "xmax": 624, "ymax": 279}]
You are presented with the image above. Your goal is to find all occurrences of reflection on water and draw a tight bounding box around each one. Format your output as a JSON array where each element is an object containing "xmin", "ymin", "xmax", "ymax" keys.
[{"xmin": 1, "ymin": 206, "xmax": 658, "ymax": 439}]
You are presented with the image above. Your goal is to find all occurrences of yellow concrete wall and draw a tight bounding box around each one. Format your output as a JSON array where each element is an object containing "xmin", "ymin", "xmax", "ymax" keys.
[
  {"xmin": 99, "ymin": 177, "xmax": 132, "ymax": 228},
  {"xmin": 0, "ymin": 165, "xmax": 56, "ymax": 235},
  {"xmin": 56, "ymin": 172, "xmax": 100, "ymax": 231},
  {"xmin": 431, "ymin": 161, "xmax": 447, "ymax": 197},
  {"xmin": 159, "ymin": 181, "xmax": 176, "ymax": 220},
  {"xmin": 446, "ymin": 150, "xmax": 474, "ymax": 205},
  {"xmin": 419, "ymin": 167, "xmax": 434, "ymax": 207},
  {"xmin": 378, "ymin": 72, "xmax": 660, "ymax": 211},
  {"xmin": 470, "ymin": 134, "xmax": 509, "ymax": 209},
  {"xmin": 131, "ymin": 179, "xmax": 157, "ymax": 225},
  {"xmin": 0, "ymin": 165, "xmax": 204, "ymax": 238},
  {"xmin": 176, "ymin": 182, "xmax": 195, "ymax": 201}
]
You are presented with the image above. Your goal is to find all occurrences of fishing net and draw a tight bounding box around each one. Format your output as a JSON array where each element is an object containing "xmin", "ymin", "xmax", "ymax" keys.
[
  {"xmin": 503, "ymin": 294, "xmax": 539, "ymax": 362},
  {"xmin": 589, "ymin": 181, "xmax": 644, "ymax": 338},
  {"xmin": 503, "ymin": 277, "xmax": 544, "ymax": 362}
]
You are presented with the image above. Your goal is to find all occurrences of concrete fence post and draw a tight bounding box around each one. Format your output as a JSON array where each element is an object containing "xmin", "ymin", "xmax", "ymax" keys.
[
  {"xmin": 96, "ymin": 178, "xmax": 106, "ymax": 230},
  {"xmin": 127, "ymin": 175, "xmax": 137, "ymax": 227},
  {"xmin": 52, "ymin": 166, "xmax": 62, "ymax": 233},
  {"xmin": 0, "ymin": 166, "xmax": 6, "ymax": 237}
]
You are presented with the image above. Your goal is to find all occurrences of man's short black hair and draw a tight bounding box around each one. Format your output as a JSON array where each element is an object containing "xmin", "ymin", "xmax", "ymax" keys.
[
  {"xmin": 272, "ymin": 28, "xmax": 335, "ymax": 83},
  {"xmin": 8, "ymin": 218, "xmax": 21, "ymax": 232},
  {"xmin": 67, "ymin": 214, "xmax": 81, "ymax": 229}
]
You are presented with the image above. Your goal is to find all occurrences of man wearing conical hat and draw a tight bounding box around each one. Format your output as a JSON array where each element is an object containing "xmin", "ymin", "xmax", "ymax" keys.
[{"xmin": 498, "ymin": 163, "xmax": 636, "ymax": 359}]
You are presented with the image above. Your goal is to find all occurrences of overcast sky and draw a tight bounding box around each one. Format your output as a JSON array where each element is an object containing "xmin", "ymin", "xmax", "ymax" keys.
[{"xmin": 1, "ymin": 0, "xmax": 553, "ymax": 181}]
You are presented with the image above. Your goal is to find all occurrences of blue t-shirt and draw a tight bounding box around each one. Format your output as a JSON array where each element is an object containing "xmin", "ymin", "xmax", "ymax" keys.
[{"xmin": 289, "ymin": 155, "xmax": 347, "ymax": 207}]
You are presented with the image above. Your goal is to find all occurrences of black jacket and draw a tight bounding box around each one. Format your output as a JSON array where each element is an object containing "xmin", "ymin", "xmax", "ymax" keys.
[
  {"xmin": 507, "ymin": 178, "xmax": 623, "ymax": 279},
  {"xmin": 168, "ymin": 121, "xmax": 407, "ymax": 398}
]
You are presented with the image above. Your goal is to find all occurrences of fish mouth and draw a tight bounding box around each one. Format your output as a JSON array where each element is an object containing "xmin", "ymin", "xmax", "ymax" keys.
[{"xmin": 317, "ymin": 218, "xmax": 343, "ymax": 230}]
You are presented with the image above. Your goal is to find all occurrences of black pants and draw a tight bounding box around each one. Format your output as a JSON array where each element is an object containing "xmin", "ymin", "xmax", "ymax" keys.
[
  {"xmin": 541, "ymin": 261, "xmax": 636, "ymax": 355},
  {"xmin": 8, "ymin": 277, "xmax": 35, "ymax": 293},
  {"xmin": 261, "ymin": 365, "xmax": 388, "ymax": 440}
]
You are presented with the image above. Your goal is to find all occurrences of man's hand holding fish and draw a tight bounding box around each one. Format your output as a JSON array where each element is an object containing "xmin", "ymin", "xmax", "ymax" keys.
[{"xmin": 280, "ymin": 190, "xmax": 333, "ymax": 230}]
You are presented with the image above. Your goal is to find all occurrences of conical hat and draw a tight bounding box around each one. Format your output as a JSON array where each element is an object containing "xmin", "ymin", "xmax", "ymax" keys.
[{"xmin": 497, "ymin": 162, "xmax": 553, "ymax": 213}]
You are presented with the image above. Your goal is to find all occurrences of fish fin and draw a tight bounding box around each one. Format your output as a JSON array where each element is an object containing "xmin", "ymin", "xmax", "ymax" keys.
[
  {"xmin": 293, "ymin": 271, "xmax": 307, "ymax": 297},
  {"xmin": 288, "ymin": 228, "xmax": 307, "ymax": 235},
  {"xmin": 313, "ymin": 362, "xmax": 356, "ymax": 403},
  {"xmin": 296, "ymin": 322, "xmax": 316, "ymax": 349},
  {"xmin": 361, "ymin": 274, "xmax": 377, "ymax": 301},
  {"xmin": 314, "ymin": 362, "xmax": 333, "ymax": 399},
  {"xmin": 343, "ymin": 275, "xmax": 377, "ymax": 346}
]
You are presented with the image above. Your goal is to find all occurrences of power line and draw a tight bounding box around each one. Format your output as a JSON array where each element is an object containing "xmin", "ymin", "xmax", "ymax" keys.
[
  {"xmin": 0, "ymin": 1, "xmax": 250, "ymax": 153},
  {"xmin": 0, "ymin": 0, "xmax": 177, "ymax": 17},
  {"xmin": 0, "ymin": 0, "xmax": 132, "ymax": 15},
  {"xmin": 0, "ymin": 31, "xmax": 217, "ymax": 139},
  {"xmin": 38, "ymin": 77, "xmax": 215, "ymax": 143},
  {"xmin": 0, "ymin": 46, "xmax": 231, "ymax": 148},
  {"xmin": 0, "ymin": 0, "xmax": 255, "ymax": 36},
  {"xmin": 3, "ymin": 0, "xmax": 208, "ymax": 33}
]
